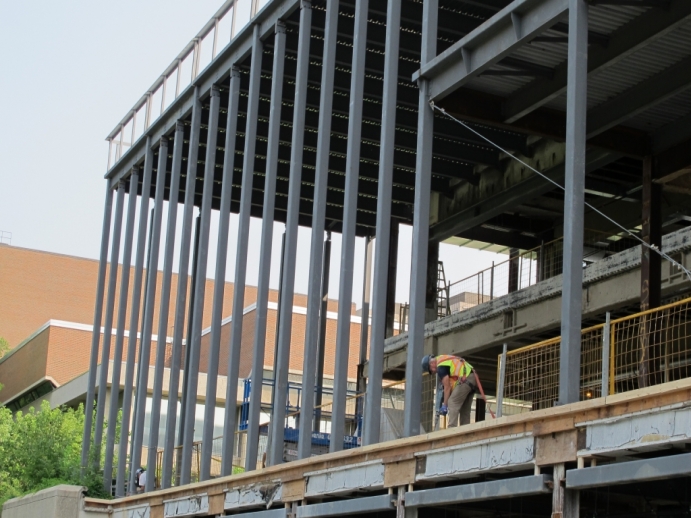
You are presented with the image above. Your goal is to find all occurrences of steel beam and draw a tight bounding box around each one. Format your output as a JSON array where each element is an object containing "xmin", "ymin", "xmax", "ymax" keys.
[
  {"xmin": 559, "ymin": 0, "xmax": 588, "ymax": 406},
  {"xmin": 91, "ymin": 188, "xmax": 122, "ymax": 475},
  {"xmin": 403, "ymin": 0, "xmax": 437, "ymax": 439},
  {"xmin": 405, "ymin": 475, "xmax": 553, "ymax": 507},
  {"xmin": 587, "ymin": 54, "xmax": 691, "ymax": 139},
  {"xmin": 268, "ymin": 0, "xmax": 312, "ymax": 467},
  {"xmin": 81, "ymin": 182, "xmax": 114, "ymax": 474},
  {"xmin": 130, "ymin": 138, "xmax": 168, "ymax": 493},
  {"xmin": 298, "ymin": 0, "xmax": 339, "ymax": 460},
  {"xmin": 104, "ymin": 172, "xmax": 138, "ymax": 494},
  {"xmin": 222, "ymin": 26, "xmax": 263, "ymax": 478},
  {"xmin": 297, "ymin": 495, "xmax": 394, "ymax": 518},
  {"xmin": 204, "ymin": 66, "xmax": 240, "ymax": 481},
  {"xmin": 414, "ymin": 0, "xmax": 569, "ymax": 101},
  {"xmin": 504, "ymin": 1, "xmax": 691, "ymax": 122},
  {"xmin": 566, "ymin": 452, "xmax": 691, "ymax": 489},
  {"xmin": 162, "ymin": 90, "xmax": 202, "ymax": 488},
  {"xmin": 329, "ymin": 0, "xmax": 362, "ymax": 452},
  {"xmin": 428, "ymin": 148, "xmax": 616, "ymax": 244},
  {"xmin": 181, "ymin": 87, "xmax": 221, "ymax": 484},
  {"xmin": 115, "ymin": 161, "xmax": 151, "ymax": 497},
  {"xmin": 652, "ymin": 112, "xmax": 691, "ymax": 155},
  {"xmin": 245, "ymin": 21, "xmax": 287, "ymax": 472},
  {"xmin": 363, "ymin": 0, "xmax": 399, "ymax": 447},
  {"xmin": 146, "ymin": 123, "xmax": 184, "ymax": 491},
  {"xmin": 94, "ymin": 181, "xmax": 125, "ymax": 485}
]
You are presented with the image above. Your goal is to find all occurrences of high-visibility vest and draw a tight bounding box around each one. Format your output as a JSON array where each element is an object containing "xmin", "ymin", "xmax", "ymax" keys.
[{"xmin": 435, "ymin": 355, "xmax": 473, "ymax": 387}]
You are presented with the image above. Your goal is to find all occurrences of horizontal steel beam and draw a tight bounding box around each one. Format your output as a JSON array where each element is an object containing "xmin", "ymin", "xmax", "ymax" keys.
[
  {"xmin": 429, "ymin": 148, "xmax": 617, "ymax": 242},
  {"xmin": 296, "ymin": 495, "xmax": 395, "ymax": 518},
  {"xmin": 566, "ymin": 453, "xmax": 691, "ymax": 489},
  {"xmin": 233, "ymin": 508, "xmax": 289, "ymax": 518},
  {"xmin": 414, "ymin": 0, "xmax": 569, "ymax": 101},
  {"xmin": 405, "ymin": 475, "xmax": 553, "ymax": 508},
  {"xmin": 504, "ymin": 0, "xmax": 691, "ymax": 122}
]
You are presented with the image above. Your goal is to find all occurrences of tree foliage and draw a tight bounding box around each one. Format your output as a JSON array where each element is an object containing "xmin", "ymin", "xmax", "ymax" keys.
[
  {"xmin": 0, "ymin": 337, "xmax": 9, "ymax": 359},
  {"xmin": 0, "ymin": 401, "xmax": 114, "ymax": 511}
]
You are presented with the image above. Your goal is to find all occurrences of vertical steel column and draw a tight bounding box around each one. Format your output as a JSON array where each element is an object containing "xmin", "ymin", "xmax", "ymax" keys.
[
  {"xmin": 94, "ymin": 181, "xmax": 125, "ymax": 481},
  {"xmin": 82, "ymin": 182, "xmax": 115, "ymax": 473},
  {"xmin": 403, "ymin": 0, "xmax": 437, "ymax": 438},
  {"xmin": 355, "ymin": 236, "xmax": 373, "ymax": 433},
  {"xmin": 130, "ymin": 138, "xmax": 168, "ymax": 492},
  {"xmin": 313, "ymin": 232, "xmax": 331, "ymax": 433},
  {"xmin": 104, "ymin": 172, "xmax": 138, "ymax": 493},
  {"xmin": 329, "ymin": 0, "xmax": 367, "ymax": 454},
  {"xmin": 93, "ymin": 182, "xmax": 124, "ymax": 490},
  {"xmin": 145, "ymin": 124, "xmax": 184, "ymax": 491},
  {"xmin": 385, "ymin": 220, "xmax": 399, "ymax": 338},
  {"xmin": 202, "ymin": 68, "xmax": 240, "ymax": 480},
  {"xmin": 559, "ymin": 0, "xmax": 588, "ymax": 406},
  {"xmin": 180, "ymin": 87, "xmax": 221, "ymax": 484},
  {"xmin": 268, "ymin": 0, "xmax": 312, "ymax": 467},
  {"xmin": 298, "ymin": 0, "xmax": 339, "ymax": 459},
  {"xmin": 363, "ymin": 0, "xmax": 400, "ymax": 446},
  {"xmin": 220, "ymin": 27, "xmax": 264, "ymax": 478},
  {"xmin": 245, "ymin": 21, "xmax": 286, "ymax": 472},
  {"xmin": 117, "ymin": 144, "xmax": 154, "ymax": 496},
  {"xmin": 162, "ymin": 92, "xmax": 202, "ymax": 488}
]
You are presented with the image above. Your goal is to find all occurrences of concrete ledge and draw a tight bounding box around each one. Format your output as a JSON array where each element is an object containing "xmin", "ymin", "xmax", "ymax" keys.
[{"xmin": 1, "ymin": 485, "xmax": 83, "ymax": 518}]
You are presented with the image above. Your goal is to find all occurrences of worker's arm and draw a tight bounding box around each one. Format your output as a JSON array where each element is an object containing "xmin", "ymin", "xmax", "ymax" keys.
[{"xmin": 441, "ymin": 375, "xmax": 451, "ymax": 406}]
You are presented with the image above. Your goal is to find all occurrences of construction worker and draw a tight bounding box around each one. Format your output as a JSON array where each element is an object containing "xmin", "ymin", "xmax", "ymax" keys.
[{"xmin": 422, "ymin": 354, "xmax": 477, "ymax": 427}]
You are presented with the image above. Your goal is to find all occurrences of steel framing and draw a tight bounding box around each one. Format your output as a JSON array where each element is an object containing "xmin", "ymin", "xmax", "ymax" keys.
[{"xmin": 85, "ymin": 0, "xmax": 691, "ymax": 495}]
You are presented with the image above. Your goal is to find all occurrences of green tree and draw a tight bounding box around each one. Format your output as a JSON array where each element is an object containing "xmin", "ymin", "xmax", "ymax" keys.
[
  {"xmin": 0, "ymin": 401, "xmax": 115, "ymax": 511},
  {"xmin": 0, "ymin": 337, "xmax": 9, "ymax": 359}
]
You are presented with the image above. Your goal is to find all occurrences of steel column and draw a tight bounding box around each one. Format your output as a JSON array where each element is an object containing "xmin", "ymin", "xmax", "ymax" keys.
[
  {"xmin": 117, "ymin": 143, "xmax": 153, "ymax": 496},
  {"xmin": 130, "ymin": 138, "xmax": 168, "ymax": 493},
  {"xmin": 94, "ymin": 181, "xmax": 125, "ymax": 484},
  {"xmin": 384, "ymin": 220, "xmax": 399, "ymax": 339},
  {"xmin": 363, "ymin": 0, "xmax": 400, "ymax": 446},
  {"xmin": 203, "ymin": 67, "xmax": 240, "ymax": 480},
  {"xmin": 313, "ymin": 233, "xmax": 331, "ymax": 433},
  {"xmin": 162, "ymin": 94, "xmax": 201, "ymax": 489},
  {"xmin": 330, "ymin": 0, "xmax": 366, "ymax": 451},
  {"xmin": 220, "ymin": 27, "xmax": 263, "ymax": 478},
  {"xmin": 245, "ymin": 21, "xmax": 287, "ymax": 472},
  {"xmin": 299, "ymin": 0, "xmax": 339, "ymax": 459},
  {"xmin": 355, "ymin": 235, "xmax": 372, "ymax": 433},
  {"xmin": 180, "ymin": 87, "xmax": 221, "ymax": 483},
  {"xmin": 403, "ymin": 0, "xmax": 438, "ymax": 437},
  {"xmin": 145, "ymin": 123, "xmax": 184, "ymax": 491},
  {"xmin": 559, "ymin": 0, "xmax": 588, "ymax": 406},
  {"xmin": 104, "ymin": 172, "xmax": 138, "ymax": 494},
  {"xmin": 601, "ymin": 312, "xmax": 610, "ymax": 397},
  {"xmin": 82, "ymin": 182, "xmax": 114, "ymax": 473},
  {"xmin": 268, "ymin": 0, "xmax": 312, "ymax": 467}
]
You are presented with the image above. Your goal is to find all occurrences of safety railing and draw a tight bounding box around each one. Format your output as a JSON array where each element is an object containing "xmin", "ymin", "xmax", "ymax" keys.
[
  {"xmin": 499, "ymin": 296, "xmax": 691, "ymax": 413},
  {"xmin": 106, "ymin": 0, "xmax": 271, "ymax": 169},
  {"xmin": 439, "ymin": 229, "xmax": 638, "ymax": 319}
]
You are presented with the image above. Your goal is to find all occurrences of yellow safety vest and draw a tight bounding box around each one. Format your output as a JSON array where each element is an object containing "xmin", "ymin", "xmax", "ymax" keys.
[{"xmin": 436, "ymin": 355, "xmax": 473, "ymax": 387}]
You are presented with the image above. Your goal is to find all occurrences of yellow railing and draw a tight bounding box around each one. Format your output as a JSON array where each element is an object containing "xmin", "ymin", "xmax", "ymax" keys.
[{"xmin": 500, "ymin": 296, "xmax": 691, "ymax": 412}]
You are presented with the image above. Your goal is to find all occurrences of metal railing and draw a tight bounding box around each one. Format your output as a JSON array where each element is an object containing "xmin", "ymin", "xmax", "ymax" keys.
[
  {"xmin": 499, "ymin": 296, "xmax": 691, "ymax": 413},
  {"xmin": 438, "ymin": 229, "xmax": 637, "ymax": 318},
  {"xmin": 106, "ymin": 0, "xmax": 270, "ymax": 169}
]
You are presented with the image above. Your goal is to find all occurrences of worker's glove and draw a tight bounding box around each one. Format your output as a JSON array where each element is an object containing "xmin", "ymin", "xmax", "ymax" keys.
[{"xmin": 439, "ymin": 404, "xmax": 448, "ymax": 416}]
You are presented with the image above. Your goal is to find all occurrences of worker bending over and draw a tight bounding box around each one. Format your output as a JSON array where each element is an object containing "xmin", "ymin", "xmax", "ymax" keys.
[{"xmin": 422, "ymin": 354, "xmax": 476, "ymax": 427}]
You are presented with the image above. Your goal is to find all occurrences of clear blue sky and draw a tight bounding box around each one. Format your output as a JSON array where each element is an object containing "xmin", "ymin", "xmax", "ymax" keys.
[{"xmin": 0, "ymin": 1, "xmax": 502, "ymax": 305}]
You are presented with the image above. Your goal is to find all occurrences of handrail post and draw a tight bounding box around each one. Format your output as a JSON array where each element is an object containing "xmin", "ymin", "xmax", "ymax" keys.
[
  {"xmin": 497, "ymin": 343, "xmax": 508, "ymax": 418},
  {"xmin": 490, "ymin": 261, "xmax": 495, "ymax": 300},
  {"xmin": 601, "ymin": 312, "xmax": 611, "ymax": 397}
]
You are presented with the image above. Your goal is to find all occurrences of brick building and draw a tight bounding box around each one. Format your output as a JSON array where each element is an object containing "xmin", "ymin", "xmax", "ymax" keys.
[{"xmin": 0, "ymin": 244, "xmax": 366, "ymax": 442}]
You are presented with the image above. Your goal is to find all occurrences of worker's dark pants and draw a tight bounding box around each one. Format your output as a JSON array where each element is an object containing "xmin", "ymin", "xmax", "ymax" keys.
[{"xmin": 447, "ymin": 372, "xmax": 477, "ymax": 427}]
